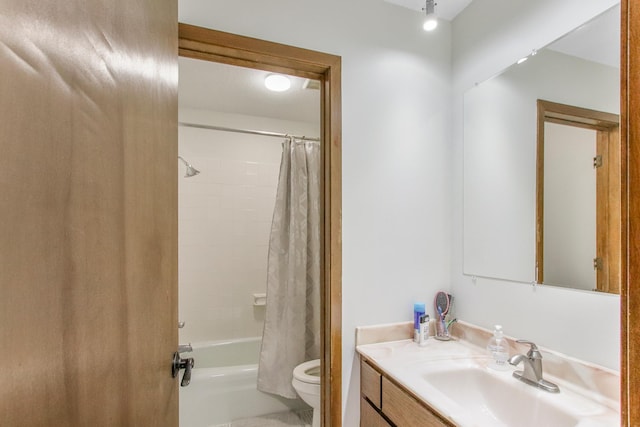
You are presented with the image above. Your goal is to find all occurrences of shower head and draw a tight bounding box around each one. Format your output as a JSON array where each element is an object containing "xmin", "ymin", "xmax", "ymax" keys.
[
  {"xmin": 184, "ymin": 164, "xmax": 200, "ymax": 177},
  {"xmin": 178, "ymin": 156, "xmax": 200, "ymax": 178}
]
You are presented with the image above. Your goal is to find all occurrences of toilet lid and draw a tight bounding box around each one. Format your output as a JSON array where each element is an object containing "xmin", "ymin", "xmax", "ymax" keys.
[{"xmin": 293, "ymin": 359, "xmax": 321, "ymax": 384}]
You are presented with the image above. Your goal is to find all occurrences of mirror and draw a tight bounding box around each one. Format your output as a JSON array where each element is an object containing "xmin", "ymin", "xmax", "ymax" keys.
[{"xmin": 463, "ymin": 5, "xmax": 620, "ymax": 292}]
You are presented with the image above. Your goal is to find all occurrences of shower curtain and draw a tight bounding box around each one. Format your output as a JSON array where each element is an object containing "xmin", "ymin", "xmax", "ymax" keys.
[{"xmin": 257, "ymin": 137, "xmax": 321, "ymax": 399}]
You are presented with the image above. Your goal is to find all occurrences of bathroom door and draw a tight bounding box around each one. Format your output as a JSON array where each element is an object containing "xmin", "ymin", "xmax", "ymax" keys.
[{"xmin": 0, "ymin": 1, "xmax": 179, "ymax": 426}]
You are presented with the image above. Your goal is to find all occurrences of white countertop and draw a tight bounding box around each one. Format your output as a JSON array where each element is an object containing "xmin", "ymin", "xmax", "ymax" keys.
[{"xmin": 357, "ymin": 337, "xmax": 620, "ymax": 427}]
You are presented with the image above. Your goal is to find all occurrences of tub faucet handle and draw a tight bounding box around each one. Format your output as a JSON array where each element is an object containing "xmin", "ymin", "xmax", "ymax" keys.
[{"xmin": 172, "ymin": 352, "xmax": 195, "ymax": 387}]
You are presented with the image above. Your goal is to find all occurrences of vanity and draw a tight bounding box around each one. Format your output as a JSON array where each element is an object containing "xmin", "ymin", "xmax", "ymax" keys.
[
  {"xmin": 360, "ymin": 356, "xmax": 452, "ymax": 427},
  {"xmin": 356, "ymin": 321, "xmax": 619, "ymax": 427}
]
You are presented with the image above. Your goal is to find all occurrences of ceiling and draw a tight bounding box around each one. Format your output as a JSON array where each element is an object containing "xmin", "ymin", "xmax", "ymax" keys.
[{"xmin": 178, "ymin": 57, "xmax": 321, "ymax": 123}]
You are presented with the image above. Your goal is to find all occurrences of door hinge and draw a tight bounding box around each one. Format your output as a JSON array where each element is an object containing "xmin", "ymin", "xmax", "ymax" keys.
[
  {"xmin": 593, "ymin": 257, "xmax": 603, "ymax": 270},
  {"xmin": 593, "ymin": 155, "xmax": 603, "ymax": 168}
]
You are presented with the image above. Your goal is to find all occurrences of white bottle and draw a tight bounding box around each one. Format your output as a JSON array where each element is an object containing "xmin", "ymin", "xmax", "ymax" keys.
[
  {"xmin": 486, "ymin": 325, "xmax": 511, "ymax": 370},
  {"xmin": 418, "ymin": 314, "xmax": 430, "ymax": 346}
]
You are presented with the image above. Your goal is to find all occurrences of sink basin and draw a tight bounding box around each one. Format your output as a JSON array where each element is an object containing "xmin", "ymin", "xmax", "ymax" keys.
[{"xmin": 422, "ymin": 365, "xmax": 579, "ymax": 427}]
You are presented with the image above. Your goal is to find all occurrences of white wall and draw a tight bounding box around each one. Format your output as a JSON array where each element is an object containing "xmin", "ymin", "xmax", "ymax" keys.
[
  {"xmin": 179, "ymin": 1, "xmax": 453, "ymax": 425},
  {"xmin": 178, "ymin": 108, "xmax": 319, "ymax": 344},
  {"xmin": 452, "ymin": 0, "xmax": 620, "ymax": 370}
]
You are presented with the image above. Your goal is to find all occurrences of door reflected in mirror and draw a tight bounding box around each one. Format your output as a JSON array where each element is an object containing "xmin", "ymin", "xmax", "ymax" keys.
[{"xmin": 536, "ymin": 100, "xmax": 621, "ymax": 294}]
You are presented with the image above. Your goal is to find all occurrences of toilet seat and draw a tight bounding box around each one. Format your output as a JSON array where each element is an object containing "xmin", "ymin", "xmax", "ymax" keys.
[{"xmin": 292, "ymin": 359, "xmax": 320, "ymax": 385}]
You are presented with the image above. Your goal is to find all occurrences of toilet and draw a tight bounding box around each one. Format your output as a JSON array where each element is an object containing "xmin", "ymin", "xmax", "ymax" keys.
[{"xmin": 292, "ymin": 359, "xmax": 321, "ymax": 427}]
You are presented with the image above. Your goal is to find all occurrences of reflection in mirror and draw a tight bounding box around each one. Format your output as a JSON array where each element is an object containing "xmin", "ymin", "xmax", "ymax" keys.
[
  {"xmin": 463, "ymin": 4, "xmax": 620, "ymax": 293},
  {"xmin": 536, "ymin": 100, "xmax": 621, "ymax": 294}
]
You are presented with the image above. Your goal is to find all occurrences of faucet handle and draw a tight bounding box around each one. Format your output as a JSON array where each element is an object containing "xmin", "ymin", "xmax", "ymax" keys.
[{"xmin": 516, "ymin": 340, "xmax": 542, "ymax": 359}]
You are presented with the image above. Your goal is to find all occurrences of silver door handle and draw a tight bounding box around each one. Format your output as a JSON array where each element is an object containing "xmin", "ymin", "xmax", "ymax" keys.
[{"xmin": 172, "ymin": 352, "xmax": 194, "ymax": 387}]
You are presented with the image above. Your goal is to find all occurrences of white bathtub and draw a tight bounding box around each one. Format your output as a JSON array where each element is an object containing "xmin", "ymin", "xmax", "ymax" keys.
[{"xmin": 179, "ymin": 337, "xmax": 305, "ymax": 427}]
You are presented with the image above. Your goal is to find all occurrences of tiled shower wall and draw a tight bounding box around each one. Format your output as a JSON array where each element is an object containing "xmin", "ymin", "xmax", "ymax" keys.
[{"xmin": 178, "ymin": 108, "xmax": 319, "ymax": 344}]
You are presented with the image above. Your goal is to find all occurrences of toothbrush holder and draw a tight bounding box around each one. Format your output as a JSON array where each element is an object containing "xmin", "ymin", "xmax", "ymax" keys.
[{"xmin": 435, "ymin": 316, "xmax": 451, "ymax": 341}]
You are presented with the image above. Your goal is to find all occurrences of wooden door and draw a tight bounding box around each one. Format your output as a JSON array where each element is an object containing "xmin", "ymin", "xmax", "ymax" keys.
[
  {"xmin": 0, "ymin": 1, "xmax": 179, "ymax": 426},
  {"xmin": 595, "ymin": 126, "xmax": 622, "ymax": 293}
]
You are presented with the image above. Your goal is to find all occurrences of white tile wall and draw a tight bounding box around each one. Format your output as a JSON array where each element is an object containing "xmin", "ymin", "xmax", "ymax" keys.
[{"xmin": 178, "ymin": 109, "xmax": 319, "ymax": 343}]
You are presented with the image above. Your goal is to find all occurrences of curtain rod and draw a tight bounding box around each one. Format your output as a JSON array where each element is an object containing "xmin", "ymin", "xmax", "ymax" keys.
[{"xmin": 178, "ymin": 121, "xmax": 320, "ymax": 142}]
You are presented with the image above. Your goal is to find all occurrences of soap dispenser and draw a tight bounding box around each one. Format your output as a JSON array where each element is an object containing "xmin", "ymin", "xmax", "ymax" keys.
[{"xmin": 487, "ymin": 325, "xmax": 511, "ymax": 370}]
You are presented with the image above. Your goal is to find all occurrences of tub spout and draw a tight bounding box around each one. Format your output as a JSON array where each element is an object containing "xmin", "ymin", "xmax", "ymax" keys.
[{"xmin": 178, "ymin": 343, "xmax": 192, "ymax": 353}]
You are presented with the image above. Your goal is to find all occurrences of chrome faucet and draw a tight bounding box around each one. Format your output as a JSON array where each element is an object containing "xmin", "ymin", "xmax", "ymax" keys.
[{"xmin": 508, "ymin": 340, "xmax": 559, "ymax": 393}]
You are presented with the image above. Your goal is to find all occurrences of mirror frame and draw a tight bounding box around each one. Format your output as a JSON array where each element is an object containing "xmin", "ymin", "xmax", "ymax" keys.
[{"xmin": 177, "ymin": 24, "xmax": 343, "ymax": 426}]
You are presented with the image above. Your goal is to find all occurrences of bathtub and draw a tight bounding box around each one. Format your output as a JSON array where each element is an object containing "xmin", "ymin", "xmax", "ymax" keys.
[{"xmin": 179, "ymin": 337, "xmax": 305, "ymax": 427}]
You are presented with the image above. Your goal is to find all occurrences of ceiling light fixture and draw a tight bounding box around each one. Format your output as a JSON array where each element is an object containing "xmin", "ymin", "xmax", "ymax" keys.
[
  {"xmin": 264, "ymin": 74, "xmax": 291, "ymax": 92},
  {"xmin": 422, "ymin": 0, "xmax": 438, "ymax": 32}
]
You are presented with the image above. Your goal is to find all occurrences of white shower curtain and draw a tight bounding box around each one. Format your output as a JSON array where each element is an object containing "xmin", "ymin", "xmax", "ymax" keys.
[{"xmin": 257, "ymin": 137, "xmax": 321, "ymax": 399}]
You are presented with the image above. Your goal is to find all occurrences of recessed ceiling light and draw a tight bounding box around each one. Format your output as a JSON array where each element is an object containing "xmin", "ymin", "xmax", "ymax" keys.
[
  {"xmin": 264, "ymin": 74, "xmax": 291, "ymax": 92},
  {"xmin": 517, "ymin": 56, "xmax": 528, "ymax": 65}
]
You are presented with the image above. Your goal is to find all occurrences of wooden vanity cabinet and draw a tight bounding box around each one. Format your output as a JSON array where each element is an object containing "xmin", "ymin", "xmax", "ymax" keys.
[
  {"xmin": 360, "ymin": 358, "xmax": 454, "ymax": 427},
  {"xmin": 381, "ymin": 377, "xmax": 452, "ymax": 427},
  {"xmin": 361, "ymin": 359, "xmax": 382, "ymax": 408},
  {"xmin": 361, "ymin": 396, "xmax": 393, "ymax": 427}
]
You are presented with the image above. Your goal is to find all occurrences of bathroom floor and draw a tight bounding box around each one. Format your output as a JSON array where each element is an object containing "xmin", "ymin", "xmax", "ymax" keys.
[{"xmin": 227, "ymin": 409, "xmax": 313, "ymax": 427}]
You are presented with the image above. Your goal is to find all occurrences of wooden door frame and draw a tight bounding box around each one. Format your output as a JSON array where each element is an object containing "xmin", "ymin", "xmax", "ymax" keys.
[
  {"xmin": 535, "ymin": 99, "xmax": 620, "ymax": 292},
  {"xmin": 622, "ymin": 0, "xmax": 639, "ymax": 424},
  {"xmin": 177, "ymin": 24, "xmax": 342, "ymax": 426}
]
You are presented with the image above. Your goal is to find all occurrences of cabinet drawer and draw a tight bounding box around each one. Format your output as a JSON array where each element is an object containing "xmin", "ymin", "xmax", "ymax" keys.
[
  {"xmin": 361, "ymin": 360, "xmax": 382, "ymax": 409},
  {"xmin": 381, "ymin": 376, "xmax": 451, "ymax": 427},
  {"xmin": 360, "ymin": 397, "xmax": 392, "ymax": 427}
]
